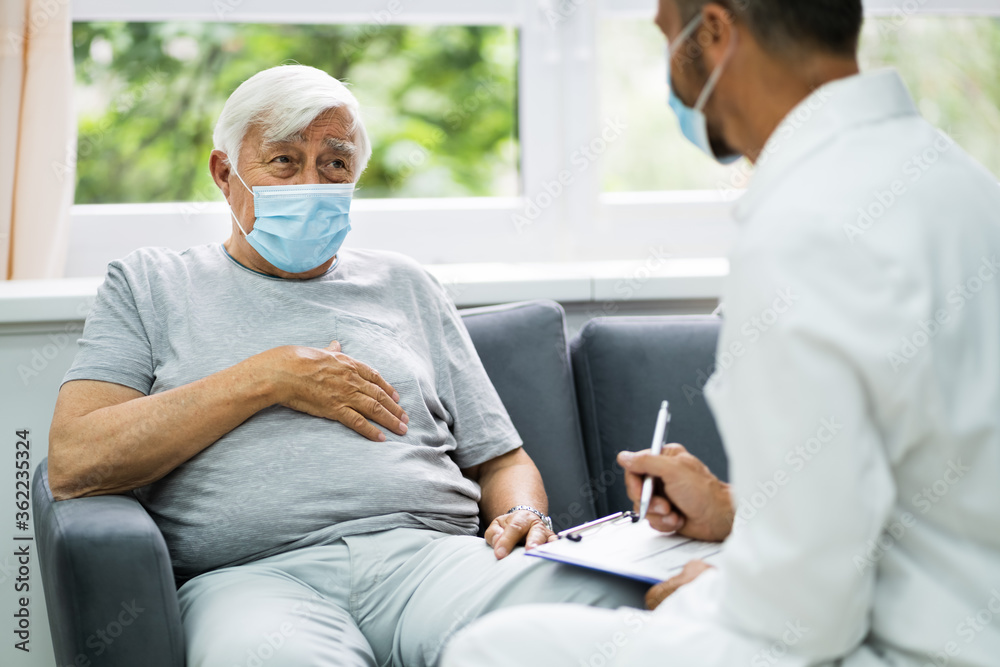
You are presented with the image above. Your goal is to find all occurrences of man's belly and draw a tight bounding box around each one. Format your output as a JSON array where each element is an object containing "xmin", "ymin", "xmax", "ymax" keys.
[{"xmin": 132, "ymin": 404, "xmax": 482, "ymax": 578}]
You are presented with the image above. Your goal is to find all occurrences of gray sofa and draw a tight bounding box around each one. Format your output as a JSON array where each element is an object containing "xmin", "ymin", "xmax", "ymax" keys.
[{"xmin": 33, "ymin": 300, "xmax": 726, "ymax": 666}]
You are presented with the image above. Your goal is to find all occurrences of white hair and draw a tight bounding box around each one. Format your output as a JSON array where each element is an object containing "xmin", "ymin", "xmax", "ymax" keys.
[{"xmin": 212, "ymin": 64, "xmax": 372, "ymax": 180}]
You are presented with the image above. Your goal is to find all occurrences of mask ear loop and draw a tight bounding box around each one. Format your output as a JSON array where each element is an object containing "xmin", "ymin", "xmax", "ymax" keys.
[
  {"xmin": 228, "ymin": 162, "xmax": 255, "ymax": 237},
  {"xmin": 669, "ymin": 14, "xmax": 705, "ymax": 60},
  {"xmin": 230, "ymin": 163, "xmax": 254, "ymax": 195},
  {"xmin": 230, "ymin": 208, "xmax": 250, "ymax": 238},
  {"xmin": 694, "ymin": 21, "xmax": 739, "ymax": 112}
]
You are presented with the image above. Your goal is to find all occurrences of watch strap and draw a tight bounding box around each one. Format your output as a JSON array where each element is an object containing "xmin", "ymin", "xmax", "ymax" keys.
[{"xmin": 506, "ymin": 505, "xmax": 553, "ymax": 531}]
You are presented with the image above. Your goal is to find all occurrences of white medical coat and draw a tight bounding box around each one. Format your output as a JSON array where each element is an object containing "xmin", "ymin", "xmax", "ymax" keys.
[{"xmin": 654, "ymin": 69, "xmax": 1000, "ymax": 666}]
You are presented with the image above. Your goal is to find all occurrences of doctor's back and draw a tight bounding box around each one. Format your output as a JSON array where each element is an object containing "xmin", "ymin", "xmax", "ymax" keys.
[
  {"xmin": 442, "ymin": 3, "xmax": 1000, "ymax": 665},
  {"xmin": 707, "ymin": 68, "xmax": 1000, "ymax": 664}
]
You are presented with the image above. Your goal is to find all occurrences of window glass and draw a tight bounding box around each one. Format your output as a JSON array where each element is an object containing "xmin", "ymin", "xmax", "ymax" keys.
[
  {"xmin": 859, "ymin": 16, "xmax": 1000, "ymax": 179},
  {"xmin": 72, "ymin": 22, "xmax": 519, "ymax": 203},
  {"xmin": 599, "ymin": 15, "xmax": 1000, "ymax": 193},
  {"xmin": 599, "ymin": 17, "xmax": 747, "ymax": 195}
]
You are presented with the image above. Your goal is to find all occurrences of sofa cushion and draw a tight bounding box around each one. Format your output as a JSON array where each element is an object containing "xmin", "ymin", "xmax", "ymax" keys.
[
  {"xmin": 570, "ymin": 315, "xmax": 728, "ymax": 517},
  {"xmin": 461, "ymin": 300, "xmax": 596, "ymax": 531}
]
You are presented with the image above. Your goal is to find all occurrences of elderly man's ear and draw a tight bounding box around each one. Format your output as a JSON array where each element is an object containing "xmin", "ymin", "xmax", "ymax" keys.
[{"xmin": 210, "ymin": 150, "xmax": 234, "ymax": 199}]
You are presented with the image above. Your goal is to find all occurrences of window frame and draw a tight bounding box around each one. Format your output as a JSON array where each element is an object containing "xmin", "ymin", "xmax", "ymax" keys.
[{"xmin": 66, "ymin": 0, "xmax": 1000, "ymax": 277}]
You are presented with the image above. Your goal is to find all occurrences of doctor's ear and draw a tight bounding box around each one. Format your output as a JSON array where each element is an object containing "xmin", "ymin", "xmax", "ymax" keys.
[
  {"xmin": 698, "ymin": 4, "xmax": 739, "ymax": 65},
  {"xmin": 209, "ymin": 150, "xmax": 233, "ymax": 199}
]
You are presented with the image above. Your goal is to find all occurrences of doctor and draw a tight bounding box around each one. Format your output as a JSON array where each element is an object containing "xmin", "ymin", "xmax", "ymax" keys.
[{"xmin": 443, "ymin": 0, "xmax": 1000, "ymax": 665}]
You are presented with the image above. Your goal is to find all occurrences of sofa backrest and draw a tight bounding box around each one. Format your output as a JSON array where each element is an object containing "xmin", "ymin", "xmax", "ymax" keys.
[
  {"xmin": 460, "ymin": 300, "xmax": 597, "ymax": 531},
  {"xmin": 570, "ymin": 315, "xmax": 728, "ymax": 517}
]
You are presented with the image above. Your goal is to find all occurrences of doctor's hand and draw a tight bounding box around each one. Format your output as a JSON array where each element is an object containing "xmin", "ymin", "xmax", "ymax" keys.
[
  {"xmin": 484, "ymin": 510, "xmax": 556, "ymax": 560},
  {"xmin": 618, "ymin": 444, "xmax": 733, "ymax": 543},
  {"xmin": 645, "ymin": 559, "xmax": 713, "ymax": 611},
  {"xmin": 268, "ymin": 340, "xmax": 409, "ymax": 442}
]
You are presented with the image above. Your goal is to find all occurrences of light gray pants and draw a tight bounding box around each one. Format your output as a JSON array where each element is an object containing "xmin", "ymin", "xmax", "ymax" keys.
[{"xmin": 177, "ymin": 527, "xmax": 647, "ymax": 667}]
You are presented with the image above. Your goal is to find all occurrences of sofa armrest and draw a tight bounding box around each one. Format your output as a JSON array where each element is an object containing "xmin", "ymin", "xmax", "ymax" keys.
[{"xmin": 33, "ymin": 458, "xmax": 185, "ymax": 667}]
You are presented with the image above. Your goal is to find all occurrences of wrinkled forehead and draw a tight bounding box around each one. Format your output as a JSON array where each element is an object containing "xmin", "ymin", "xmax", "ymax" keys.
[{"xmin": 243, "ymin": 106, "xmax": 360, "ymax": 159}]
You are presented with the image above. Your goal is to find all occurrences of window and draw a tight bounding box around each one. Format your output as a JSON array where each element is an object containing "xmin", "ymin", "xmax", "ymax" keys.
[
  {"xmin": 599, "ymin": 10, "xmax": 1000, "ymax": 194},
  {"xmin": 73, "ymin": 22, "xmax": 519, "ymax": 203},
  {"xmin": 67, "ymin": 0, "xmax": 1000, "ymax": 277},
  {"xmin": 599, "ymin": 17, "xmax": 746, "ymax": 194},
  {"xmin": 860, "ymin": 15, "xmax": 1000, "ymax": 178}
]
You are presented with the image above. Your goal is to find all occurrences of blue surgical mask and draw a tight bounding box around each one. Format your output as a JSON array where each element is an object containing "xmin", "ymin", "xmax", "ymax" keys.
[
  {"xmin": 229, "ymin": 168, "xmax": 354, "ymax": 274},
  {"xmin": 667, "ymin": 15, "xmax": 741, "ymax": 165}
]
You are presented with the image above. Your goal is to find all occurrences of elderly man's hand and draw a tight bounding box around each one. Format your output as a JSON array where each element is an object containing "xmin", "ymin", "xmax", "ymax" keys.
[
  {"xmin": 618, "ymin": 444, "xmax": 733, "ymax": 543},
  {"xmin": 271, "ymin": 341, "xmax": 409, "ymax": 442},
  {"xmin": 645, "ymin": 559, "xmax": 713, "ymax": 610},
  {"xmin": 484, "ymin": 510, "xmax": 556, "ymax": 560}
]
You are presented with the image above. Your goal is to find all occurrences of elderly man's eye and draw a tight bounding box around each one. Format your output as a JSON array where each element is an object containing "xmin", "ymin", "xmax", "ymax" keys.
[
  {"xmin": 330, "ymin": 159, "xmax": 347, "ymax": 169},
  {"xmin": 272, "ymin": 156, "xmax": 291, "ymax": 164}
]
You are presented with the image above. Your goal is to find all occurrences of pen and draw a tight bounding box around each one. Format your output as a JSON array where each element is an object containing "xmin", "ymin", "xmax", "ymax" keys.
[{"xmin": 638, "ymin": 400, "xmax": 671, "ymax": 522}]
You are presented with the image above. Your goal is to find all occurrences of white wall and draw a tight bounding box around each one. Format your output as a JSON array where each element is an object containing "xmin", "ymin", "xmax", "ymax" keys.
[{"xmin": 1, "ymin": 320, "xmax": 81, "ymax": 667}]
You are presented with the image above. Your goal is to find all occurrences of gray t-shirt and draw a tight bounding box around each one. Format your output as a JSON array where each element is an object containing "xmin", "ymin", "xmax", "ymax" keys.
[{"xmin": 62, "ymin": 243, "xmax": 522, "ymax": 581}]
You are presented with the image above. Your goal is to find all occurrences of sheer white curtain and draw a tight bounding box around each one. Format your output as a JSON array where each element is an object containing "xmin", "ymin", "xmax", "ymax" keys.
[{"xmin": 0, "ymin": 0, "xmax": 75, "ymax": 280}]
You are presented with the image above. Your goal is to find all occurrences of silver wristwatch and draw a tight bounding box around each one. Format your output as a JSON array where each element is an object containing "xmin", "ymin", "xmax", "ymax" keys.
[{"xmin": 506, "ymin": 505, "xmax": 553, "ymax": 531}]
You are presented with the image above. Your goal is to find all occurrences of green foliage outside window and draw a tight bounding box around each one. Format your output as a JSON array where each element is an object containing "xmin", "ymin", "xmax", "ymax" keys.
[{"xmin": 72, "ymin": 22, "xmax": 519, "ymax": 203}]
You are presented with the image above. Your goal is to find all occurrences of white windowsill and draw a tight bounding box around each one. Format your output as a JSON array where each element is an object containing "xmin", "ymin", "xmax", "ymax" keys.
[{"xmin": 0, "ymin": 258, "xmax": 728, "ymax": 325}]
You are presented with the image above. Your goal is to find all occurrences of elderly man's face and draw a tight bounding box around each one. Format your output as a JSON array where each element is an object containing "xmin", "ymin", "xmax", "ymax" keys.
[
  {"xmin": 214, "ymin": 105, "xmax": 359, "ymax": 278},
  {"xmin": 236, "ymin": 106, "xmax": 358, "ymax": 192}
]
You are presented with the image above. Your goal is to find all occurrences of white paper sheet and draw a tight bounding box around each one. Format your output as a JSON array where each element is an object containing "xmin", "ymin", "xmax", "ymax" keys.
[{"xmin": 526, "ymin": 514, "xmax": 722, "ymax": 584}]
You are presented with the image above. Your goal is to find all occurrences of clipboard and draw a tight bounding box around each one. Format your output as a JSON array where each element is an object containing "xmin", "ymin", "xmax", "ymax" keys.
[{"xmin": 525, "ymin": 511, "xmax": 722, "ymax": 584}]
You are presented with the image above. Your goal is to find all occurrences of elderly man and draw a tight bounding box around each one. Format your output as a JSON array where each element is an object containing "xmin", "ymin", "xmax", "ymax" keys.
[
  {"xmin": 443, "ymin": 0, "xmax": 1000, "ymax": 666},
  {"xmin": 48, "ymin": 64, "xmax": 645, "ymax": 667}
]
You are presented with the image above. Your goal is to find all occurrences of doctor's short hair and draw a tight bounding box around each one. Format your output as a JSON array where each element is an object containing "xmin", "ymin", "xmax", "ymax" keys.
[
  {"xmin": 212, "ymin": 64, "xmax": 373, "ymax": 180},
  {"xmin": 675, "ymin": 0, "xmax": 864, "ymax": 57}
]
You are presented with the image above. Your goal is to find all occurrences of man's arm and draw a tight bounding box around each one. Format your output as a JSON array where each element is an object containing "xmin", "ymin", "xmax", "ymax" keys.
[
  {"xmin": 49, "ymin": 341, "xmax": 408, "ymax": 500},
  {"xmin": 616, "ymin": 220, "xmax": 902, "ymax": 661},
  {"xmin": 611, "ymin": 444, "xmax": 733, "ymax": 609},
  {"xmin": 463, "ymin": 447, "xmax": 554, "ymax": 560},
  {"xmin": 618, "ymin": 444, "xmax": 734, "ymax": 542}
]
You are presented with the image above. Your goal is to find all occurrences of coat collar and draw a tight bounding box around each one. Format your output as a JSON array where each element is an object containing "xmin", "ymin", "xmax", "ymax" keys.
[{"xmin": 734, "ymin": 69, "xmax": 920, "ymax": 222}]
